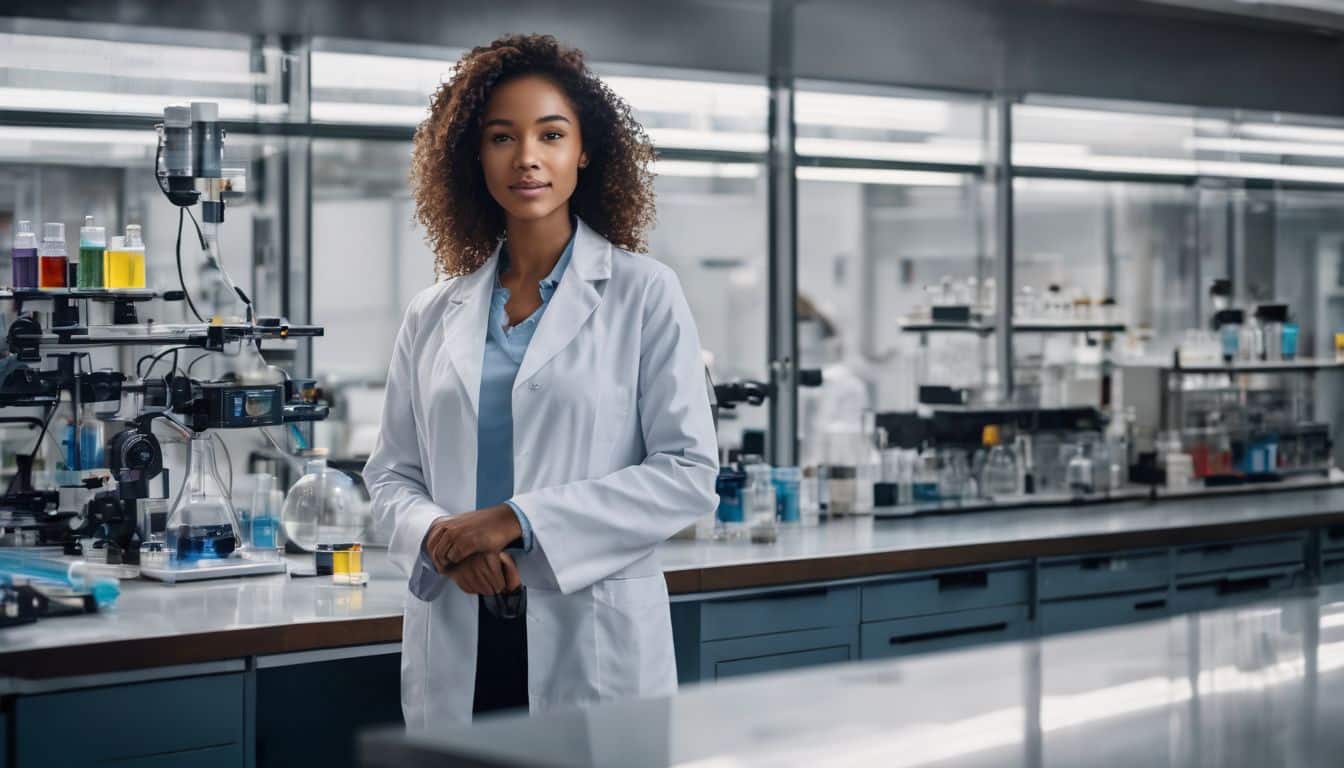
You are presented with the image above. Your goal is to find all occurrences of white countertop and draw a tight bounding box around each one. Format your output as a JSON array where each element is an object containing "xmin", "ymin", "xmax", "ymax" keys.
[
  {"xmin": 658, "ymin": 482, "xmax": 1344, "ymax": 574},
  {"xmin": 364, "ymin": 581, "xmax": 1344, "ymax": 767},
  {"xmin": 4, "ymin": 481, "xmax": 1344, "ymax": 673}
]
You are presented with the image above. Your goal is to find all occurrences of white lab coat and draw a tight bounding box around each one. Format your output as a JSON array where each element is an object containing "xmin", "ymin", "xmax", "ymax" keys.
[{"xmin": 363, "ymin": 218, "xmax": 719, "ymax": 727}]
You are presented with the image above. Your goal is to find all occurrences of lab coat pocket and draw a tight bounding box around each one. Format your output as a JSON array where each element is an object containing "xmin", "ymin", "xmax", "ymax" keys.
[{"xmin": 594, "ymin": 574, "xmax": 676, "ymax": 699}]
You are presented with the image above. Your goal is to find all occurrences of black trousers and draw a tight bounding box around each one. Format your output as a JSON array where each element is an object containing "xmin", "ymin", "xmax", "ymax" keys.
[{"xmin": 472, "ymin": 595, "xmax": 529, "ymax": 714}]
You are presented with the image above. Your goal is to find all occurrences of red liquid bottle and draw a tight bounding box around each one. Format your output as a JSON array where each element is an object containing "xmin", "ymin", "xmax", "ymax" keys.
[{"xmin": 37, "ymin": 221, "xmax": 67, "ymax": 289}]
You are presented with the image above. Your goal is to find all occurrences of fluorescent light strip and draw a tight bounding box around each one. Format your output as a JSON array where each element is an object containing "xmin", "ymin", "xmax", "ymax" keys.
[
  {"xmin": 0, "ymin": 126, "xmax": 156, "ymax": 145},
  {"xmin": 1015, "ymin": 147, "xmax": 1344, "ymax": 184},
  {"xmin": 310, "ymin": 51, "xmax": 456, "ymax": 91},
  {"xmin": 796, "ymin": 91, "xmax": 949, "ymax": 133},
  {"xmin": 311, "ymin": 102, "xmax": 430, "ymax": 126},
  {"xmin": 796, "ymin": 167, "xmax": 964, "ymax": 186},
  {"xmin": 654, "ymin": 160, "xmax": 759, "ymax": 179},
  {"xmin": 1240, "ymin": 122, "xmax": 1344, "ymax": 145},
  {"xmin": 604, "ymin": 76, "xmax": 767, "ymax": 118},
  {"xmin": 0, "ymin": 34, "xmax": 256, "ymax": 85},
  {"xmin": 796, "ymin": 137, "xmax": 982, "ymax": 164},
  {"xmin": 645, "ymin": 128, "xmax": 768, "ymax": 153},
  {"xmin": 0, "ymin": 87, "xmax": 286, "ymax": 120},
  {"xmin": 1187, "ymin": 136, "xmax": 1344, "ymax": 159}
]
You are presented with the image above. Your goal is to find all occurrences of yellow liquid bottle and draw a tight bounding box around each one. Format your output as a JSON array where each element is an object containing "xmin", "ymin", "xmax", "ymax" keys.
[{"xmin": 105, "ymin": 224, "xmax": 146, "ymax": 289}]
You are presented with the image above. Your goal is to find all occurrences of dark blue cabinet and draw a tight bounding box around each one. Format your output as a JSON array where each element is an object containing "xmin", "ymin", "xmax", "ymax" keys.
[{"xmin": 12, "ymin": 674, "xmax": 244, "ymax": 768}]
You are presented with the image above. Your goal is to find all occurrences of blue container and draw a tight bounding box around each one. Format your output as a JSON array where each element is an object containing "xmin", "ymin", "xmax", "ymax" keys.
[
  {"xmin": 772, "ymin": 466, "xmax": 802, "ymax": 523},
  {"xmin": 1282, "ymin": 322, "xmax": 1299, "ymax": 360},
  {"xmin": 715, "ymin": 469, "xmax": 746, "ymax": 523}
]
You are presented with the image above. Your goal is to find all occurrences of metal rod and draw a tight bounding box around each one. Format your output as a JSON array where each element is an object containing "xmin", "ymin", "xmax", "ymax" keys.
[
  {"xmin": 767, "ymin": 0, "xmax": 798, "ymax": 466},
  {"xmin": 995, "ymin": 95, "xmax": 1015, "ymax": 403}
]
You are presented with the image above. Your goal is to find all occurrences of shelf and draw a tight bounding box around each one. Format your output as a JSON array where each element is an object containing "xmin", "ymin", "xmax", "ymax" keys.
[
  {"xmin": 899, "ymin": 319, "xmax": 1126, "ymax": 335},
  {"xmin": 1121, "ymin": 358, "xmax": 1344, "ymax": 374},
  {"xmin": 0, "ymin": 288, "xmax": 162, "ymax": 303},
  {"xmin": 10, "ymin": 322, "xmax": 324, "ymax": 349}
]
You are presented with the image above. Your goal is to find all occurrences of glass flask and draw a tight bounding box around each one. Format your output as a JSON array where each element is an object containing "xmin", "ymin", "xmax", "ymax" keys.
[
  {"xmin": 166, "ymin": 437, "xmax": 242, "ymax": 561},
  {"xmin": 281, "ymin": 456, "xmax": 362, "ymax": 552}
]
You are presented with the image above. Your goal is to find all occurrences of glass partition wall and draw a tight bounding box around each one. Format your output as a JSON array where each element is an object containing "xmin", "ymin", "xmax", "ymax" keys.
[{"xmin": 6, "ymin": 17, "xmax": 1344, "ymax": 468}]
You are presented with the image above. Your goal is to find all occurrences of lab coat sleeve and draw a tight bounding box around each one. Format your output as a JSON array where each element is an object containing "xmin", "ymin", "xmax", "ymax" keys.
[
  {"xmin": 512, "ymin": 265, "xmax": 719, "ymax": 594},
  {"xmin": 363, "ymin": 296, "xmax": 450, "ymax": 583}
]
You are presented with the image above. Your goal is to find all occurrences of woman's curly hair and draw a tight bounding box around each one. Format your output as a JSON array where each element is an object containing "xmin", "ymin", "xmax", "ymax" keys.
[{"xmin": 411, "ymin": 34, "xmax": 657, "ymax": 277}]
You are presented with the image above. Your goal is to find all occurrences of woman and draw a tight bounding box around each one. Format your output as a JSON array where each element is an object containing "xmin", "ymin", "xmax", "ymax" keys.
[{"xmin": 363, "ymin": 34, "xmax": 718, "ymax": 727}]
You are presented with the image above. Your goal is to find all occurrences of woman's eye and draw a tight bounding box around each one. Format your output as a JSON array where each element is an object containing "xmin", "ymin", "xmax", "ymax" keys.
[
  {"xmin": 543, "ymin": 131, "xmax": 563, "ymax": 140},
  {"xmin": 491, "ymin": 134, "xmax": 512, "ymax": 144}
]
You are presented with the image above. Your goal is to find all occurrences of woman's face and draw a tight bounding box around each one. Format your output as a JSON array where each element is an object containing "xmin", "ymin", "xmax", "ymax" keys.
[{"xmin": 479, "ymin": 74, "xmax": 588, "ymax": 225}]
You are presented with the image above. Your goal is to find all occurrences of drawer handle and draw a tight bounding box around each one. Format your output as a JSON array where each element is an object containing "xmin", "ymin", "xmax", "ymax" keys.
[
  {"xmin": 1080, "ymin": 557, "xmax": 1113, "ymax": 571},
  {"xmin": 1202, "ymin": 544, "xmax": 1234, "ymax": 555},
  {"xmin": 714, "ymin": 587, "xmax": 828, "ymax": 605},
  {"xmin": 1218, "ymin": 577, "xmax": 1273, "ymax": 595},
  {"xmin": 890, "ymin": 622, "xmax": 1008, "ymax": 645},
  {"xmin": 937, "ymin": 572, "xmax": 989, "ymax": 591},
  {"xmin": 1133, "ymin": 599, "xmax": 1166, "ymax": 612}
]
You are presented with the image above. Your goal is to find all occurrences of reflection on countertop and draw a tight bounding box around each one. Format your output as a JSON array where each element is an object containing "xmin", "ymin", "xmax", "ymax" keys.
[{"xmin": 363, "ymin": 582, "xmax": 1344, "ymax": 768}]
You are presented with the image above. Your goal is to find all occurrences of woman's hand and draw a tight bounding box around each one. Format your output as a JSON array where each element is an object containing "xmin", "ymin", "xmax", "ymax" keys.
[
  {"xmin": 446, "ymin": 551, "xmax": 523, "ymax": 596},
  {"xmin": 425, "ymin": 505, "xmax": 523, "ymax": 571}
]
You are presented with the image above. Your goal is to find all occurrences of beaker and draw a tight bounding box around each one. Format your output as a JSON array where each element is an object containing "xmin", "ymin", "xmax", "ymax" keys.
[{"xmin": 166, "ymin": 436, "xmax": 242, "ymax": 561}]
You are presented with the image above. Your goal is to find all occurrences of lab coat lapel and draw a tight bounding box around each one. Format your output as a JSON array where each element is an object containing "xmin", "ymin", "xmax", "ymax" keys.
[
  {"xmin": 513, "ymin": 219, "xmax": 612, "ymax": 390},
  {"xmin": 442, "ymin": 246, "xmax": 501, "ymax": 416}
]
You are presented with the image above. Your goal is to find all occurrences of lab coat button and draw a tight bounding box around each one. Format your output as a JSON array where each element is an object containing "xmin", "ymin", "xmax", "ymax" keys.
[{"xmin": 529, "ymin": 382, "xmax": 541, "ymax": 391}]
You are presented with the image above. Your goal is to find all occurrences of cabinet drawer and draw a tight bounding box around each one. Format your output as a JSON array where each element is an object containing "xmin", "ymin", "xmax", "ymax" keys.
[
  {"xmin": 861, "ymin": 605, "xmax": 1028, "ymax": 660},
  {"xmin": 1322, "ymin": 554, "xmax": 1344, "ymax": 585},
  {"xmin": 14, "ymin": 673, "xmax": 243, "ymax": 768},
  {"xmin": 1172, "ymin": 565, "xmax": 1302, "ymax": 613},
  {"xmin": 1174, "ymin": 535, "xmax": 1305, "ymax": 577},
  {"xmin": 861, "ymin": 565, "xmax": 1029, "ymax": 623},
  {"xmin": 701, "ymin": 625, "xmax": 857, "ymax": 680},
  {"xmin": 1039, "ymin": 550, "xmax": 1168, "ymax": 600},
  {"xmin": 1040, "ymin": 589, "xmax": 1171, "ymax": 635},
  {"xmin": 699, "ymin": 586, "xmax": 858, "ymax": 641},
  {"xmin": 1323, "ymin": 525, "xmax": 1344, "ymax": 554}
]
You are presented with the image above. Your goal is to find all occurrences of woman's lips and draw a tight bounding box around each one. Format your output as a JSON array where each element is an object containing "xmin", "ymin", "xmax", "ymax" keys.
[{"xmin": 509, "ymin": 182, "xmax": 551, "ymax": 199}]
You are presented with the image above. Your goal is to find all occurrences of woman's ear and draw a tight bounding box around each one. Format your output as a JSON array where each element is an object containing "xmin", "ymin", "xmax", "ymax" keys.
[{"xmin": 578, "ymin": 150, "xmax": 589, "ymax": 169}]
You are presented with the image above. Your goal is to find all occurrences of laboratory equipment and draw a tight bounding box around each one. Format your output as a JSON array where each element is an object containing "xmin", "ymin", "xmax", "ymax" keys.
[
  {"xmin": 827, "ymin": 465, "xmax": 857, "ymax": 517},
  {"xmin": 78, "ymin": 215, "xmax": 106, "ymax": 289},
  {"xmin": 248, "ymin": 473, "xmax": 283, "ymax": 555},
  {"xmin": 166, "ymin": 436, "xmax": 241, "ymax": 561},
  {"xmin": 105, "ymin": 225, "xmax": 146, "ymax": 289},
  {"xmin": 1215, "ymin": 309, "xmax": 1243, "ymax": 363},
  {"xmin": 1064, "ymin": 444, "xmax": 1095, "ymax": 496},
  {"xmin": 1283, "ymin": 321, "xmax": 1299, "ymax": 360},
  {"xmin": 37, "ymin": 222, "xmax": 67, "ymax": 289},
  {"xmin": 12, "ymin": 219, "xmax": 37, "ymax": 288},
  {"xmin": 714, "ymin": 467, "xmax": 746, "ymax": 539},
  {"xmin": 1256, "ymin": 304, "xmax": 1286, "ymax": 361},
  {"xmin": 798, "ymin": 467, "xmax": 821, "ymax": 526},
  {"xmin": 280, "ymin": 455, "xmax": 362, "ymax": 552},
  {"xmin": 982, "ymin": 426, "xmax": 1019, "ymax": 498},
  {"xmin": 772, "ymin": 466, "xmax": 801, "ymax": 524},
  {"xmin": 913, "ymin": 446, "xmax": 940, "ymax": 503},
  {"xmin": 0, "ymin": 550, "xmax": 119, "ymax": 608},
  {"xmin": 742, "ymin": 460, "xmax": 777, "ymax": 543}
]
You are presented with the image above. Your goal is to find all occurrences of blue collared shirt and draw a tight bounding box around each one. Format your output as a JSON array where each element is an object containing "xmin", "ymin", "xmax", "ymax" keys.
[
  {"xmin": 480, "ymin": 234, "xmax": 576, "ymax": 550},
  {"xmin": 411, "ymin": 230, "xmax": 575, "ymax": 599}
]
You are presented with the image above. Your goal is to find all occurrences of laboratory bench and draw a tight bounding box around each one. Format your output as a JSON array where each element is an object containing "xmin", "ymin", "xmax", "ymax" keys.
[
  {"xmin": 6, "ymin": 481, "xmax": 1344, "ymax": 766},
  {"xmin": 360, "ymin": 578, "xmax": 1344, "ymax": 768}
]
